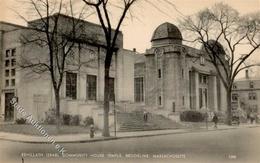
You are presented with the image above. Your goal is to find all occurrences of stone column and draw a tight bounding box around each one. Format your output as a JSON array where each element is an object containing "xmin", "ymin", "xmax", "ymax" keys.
[
  {"xmin": 0, "ymin": 31, "xmax": 3, "ymax": 118},
  {"xmin": 194, "ymin": 72, "xmax": 199, "ymax": 110},
  {"xmin": 202, "ymin": 88, "xmax": 206, "ymax": 109},
  {"xmin": 212, "ymin": 76, "xmax": 218, "ymax": 111}
]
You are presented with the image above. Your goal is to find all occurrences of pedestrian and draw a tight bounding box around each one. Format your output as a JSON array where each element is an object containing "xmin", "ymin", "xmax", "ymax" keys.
[
  {"xmin": 212, "ymin": 113, "xmax": 218, "ymax": 128},
  {"xmin": 247, "ymin": 113, "xmax": 250, "ymax": 123},
  {"xmin": 90, "ymin": 124, "xmax": 95, "ymax": 138},
  {"xmin": 250, "ymin": 112, "xmax": 254, "ymax": 124}
]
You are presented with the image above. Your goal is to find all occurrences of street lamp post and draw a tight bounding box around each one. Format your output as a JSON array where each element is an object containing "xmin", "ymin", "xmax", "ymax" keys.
[
  {"xmin": 205, "ymin": 111, "xmax": 208, "ymax": 130},
  {"xmin": 113, "ymin": 93, "xmax": 117, "ymax": 137}
]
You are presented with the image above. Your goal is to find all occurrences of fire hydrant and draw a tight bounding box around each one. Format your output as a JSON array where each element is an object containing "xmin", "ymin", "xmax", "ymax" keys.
[{"xmin": 90, "ymin": 124, "xmax": 95, "ymax": 138}]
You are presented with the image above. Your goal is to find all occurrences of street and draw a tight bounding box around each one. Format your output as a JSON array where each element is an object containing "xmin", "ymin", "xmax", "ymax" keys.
[{"xmin": 0, "ymin": 127, "xmax": 259, "ymax": 163}]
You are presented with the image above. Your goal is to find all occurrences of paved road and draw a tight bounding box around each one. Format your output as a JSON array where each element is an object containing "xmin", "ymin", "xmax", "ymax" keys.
[{"xmin": 0, "ymin": 127, "xmax": 259, "ymax": 163}]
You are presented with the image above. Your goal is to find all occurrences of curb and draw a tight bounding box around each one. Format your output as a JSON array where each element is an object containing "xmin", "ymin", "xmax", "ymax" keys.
[
  {"xmin": 0, "ymin": 136, "xmax": 119, "ymax": 144},
  {"xmin": 0, "ymin": 125, "xmax": 259, "ymax": 144}
]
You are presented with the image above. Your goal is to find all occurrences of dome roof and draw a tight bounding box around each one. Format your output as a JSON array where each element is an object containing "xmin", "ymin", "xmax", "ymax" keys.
[
  {"xmin": 151, "ymin": 22, "xmax": 182, "ymax": 42},
  {"xmin": 201, "ymin": 40, "xmax": 226, "ymax": 55}
]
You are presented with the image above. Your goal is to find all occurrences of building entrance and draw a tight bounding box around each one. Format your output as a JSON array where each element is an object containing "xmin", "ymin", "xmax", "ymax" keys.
[{"xmin": 4, "ymin": 92, "xmax": 14, "ymax": 121}]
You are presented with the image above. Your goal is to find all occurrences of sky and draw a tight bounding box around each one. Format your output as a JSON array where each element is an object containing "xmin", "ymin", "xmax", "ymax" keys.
[{"xmin": 0, "ymin": 0, "xmax": 260, "ymax": 77}]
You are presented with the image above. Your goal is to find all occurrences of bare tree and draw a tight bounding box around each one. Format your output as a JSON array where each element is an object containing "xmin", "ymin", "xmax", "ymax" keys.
[
  {"xmin": 17, "ymin": 0, "xmax": 87, "ymax": 130},
  {"xmin": 180, "ymin": 3, "xmax": 260, "ymax": 124},
  {"xmin": 81, "ymin": 0, "xmax": 138, "ymax": 137}
]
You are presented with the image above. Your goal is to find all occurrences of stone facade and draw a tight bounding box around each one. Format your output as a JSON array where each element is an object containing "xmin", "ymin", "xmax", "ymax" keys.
[
  {"xmin": 134, "ymin": 22, "xmax": 227, "ymax": 117},
  {"xmin": 0, "ymin": 15, "xmax": 135, "ymax": 128}
]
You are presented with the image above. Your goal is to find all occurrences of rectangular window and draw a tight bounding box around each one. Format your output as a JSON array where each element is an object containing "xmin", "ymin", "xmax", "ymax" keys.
[
  {"xmin": 158, "ymin": 69, "xmax": 161, "ymax": 78},
  {"xmin": 87, "ymin": 75, "xmax": 97, "ymax": 100},
  {"xmin": 11, "ymin": 59, "xmax": 16, "ymax": 67},
  {"xmin": 66, "ymin": 72, "xmax": 77, "ymax": 99},
  {"xmin": 5, "ymin": 50, "xmax": 10, "ymax": 58},
  {"xmin": 199, "ymin": 74, "xmax": 208, "ymax": 84},
  {"xmin": 199, "ymin": 88, "xmax": 203, "ymax": 108},
  {"xmin": 158, "ymin": 96, "xmax": 162, "ymax": 106},
  {"xmin": 5, "ymin": 70, "xmax": 9, "ymax": 77},
  {"xmin": 203, "ymin": 76, "xmax": 207, "ymax": 84},
  {"xmin": 11, "ymin": 69, "xmax": 15, "ymax": 76},
  {"xmin": 11, "ymin": 79, "xmax": 15, "ymax": 86},
  {"xmin": 11, "ymin": 49, "xmax": 16, "ymax": 56},
  {"xmin": 134, "ymin": 77, "xmax": 144, "ymax": 102},
  {"xmin": 205, "ymin": 89, "xmax": 208, "ymax": 107},
  {"xmin": 109, "ymin": 78, "xmax": 115, "ymax": 101},
  {"xmin": 249, "ymin": 92, "xmax": 257, "ymax": 100},
  {"xmin": 5, "ymin": 60, "xmax": 10, "ymax": 67},
  {"xmin": 189, "ymin": 71, "xmax": 193, "ymax": 109},
  {"xmin": 5, "ymin": 80, "xmax": 9, "ymax": 87}
]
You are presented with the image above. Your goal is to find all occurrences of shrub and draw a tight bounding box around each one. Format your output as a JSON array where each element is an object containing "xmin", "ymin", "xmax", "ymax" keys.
[
  {"xmin": 15, "ymin": 118, "xmax": 26, "ymax": 124},
  {"xmin": 44, "ymin": 113, "xmax": 56, "ymax": 125},
  {"xmin": 180, "ymin": 110, "xmax": 205, "ymax": 122},
  {"xmin": 70, "ymin": 115, "xmax": 80, "ymax": 126},
  {"xmin": 62, "ymin": 114, "xmax": 71, "ymax": 125},
  {"xmin": 83, "ymin": 116, "xmax": 94, "ymax": 126}
]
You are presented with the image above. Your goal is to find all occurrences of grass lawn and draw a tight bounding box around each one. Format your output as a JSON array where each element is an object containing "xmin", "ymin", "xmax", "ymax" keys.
[{"xmin": 0, "ymin": 124, "xmax": 92, "ymax": 136}]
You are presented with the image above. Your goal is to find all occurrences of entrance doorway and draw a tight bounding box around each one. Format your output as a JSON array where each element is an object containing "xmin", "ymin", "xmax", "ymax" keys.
[{"xmin": 4, "ymin": 92, "xmax": 14, "ymax": 121}]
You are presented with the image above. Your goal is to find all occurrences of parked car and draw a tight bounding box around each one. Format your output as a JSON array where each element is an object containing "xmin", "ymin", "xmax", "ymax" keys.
[
  {"xmin": 231, "ymin": 116, "xmax": 240, "ymax": 125},
  {"xmin": 231, "ymin": 110, "xmax": 240, "ymax": 125}
]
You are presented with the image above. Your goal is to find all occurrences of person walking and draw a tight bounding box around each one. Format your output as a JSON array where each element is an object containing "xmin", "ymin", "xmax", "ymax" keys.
[
  {"xmin": 249, "ymin": 112, "xmax": 254, "ymax": 124},
  {"xmin": 90, "ymin": 124, "xmax": 95, "ymax": 138},
  {"xmin": 212, "ymin": 113, "xmax": 218, "ymax": 128}
]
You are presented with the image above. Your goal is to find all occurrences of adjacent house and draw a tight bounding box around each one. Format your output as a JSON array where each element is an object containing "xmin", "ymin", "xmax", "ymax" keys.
[{"xmin": 232, "ymin": 70, "xmax": 260, "ymax": 115}]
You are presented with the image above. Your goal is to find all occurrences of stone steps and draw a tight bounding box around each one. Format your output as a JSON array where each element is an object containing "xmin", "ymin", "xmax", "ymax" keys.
[{"xmin": 117, "ymin": 111, "xmax": 183, "ymax": 132}]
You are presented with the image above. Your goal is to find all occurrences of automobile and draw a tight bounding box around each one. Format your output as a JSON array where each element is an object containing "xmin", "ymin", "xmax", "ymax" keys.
[
  {"xmin": 231, "ymin": 116, "xmax": 240, "ymax": 125},
  {"xmin": 231, "ymin": 110, "xmax": 240, "ymax": 125}
]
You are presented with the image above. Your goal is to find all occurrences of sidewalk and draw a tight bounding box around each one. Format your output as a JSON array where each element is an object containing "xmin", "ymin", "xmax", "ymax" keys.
[{"xmin": 0, "ymin": 124, "xmax": 259, "ymax": 144}]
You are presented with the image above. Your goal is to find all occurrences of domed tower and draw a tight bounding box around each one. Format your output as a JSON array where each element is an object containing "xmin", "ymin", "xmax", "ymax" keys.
[
  {"xmin": 143, "ymin": 22, "xmax": 187, "ymax": 112},
  {"xmin": 201, "ymin": 40, "xmax": 227, "ymax": 63},
  {"xmin": 201, "ymin": 40, "xmax": 226, "ymax": 55},
  {"xmin": 151, "ymin": 22, "xmax": 182, "ymax": 47}
]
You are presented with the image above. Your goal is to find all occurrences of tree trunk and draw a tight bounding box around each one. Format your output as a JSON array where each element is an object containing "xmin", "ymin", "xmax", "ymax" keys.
[
  {"xmin": 226, "ymin": 89, "xmax": 232, "ymax": 125},
  {"xmin": 103, "ymin": 66, "xmax": 110, "ymax": 137},
  {"xmin": 54, "ymin": 89, "xmax": 61, "ymax": 131}
]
